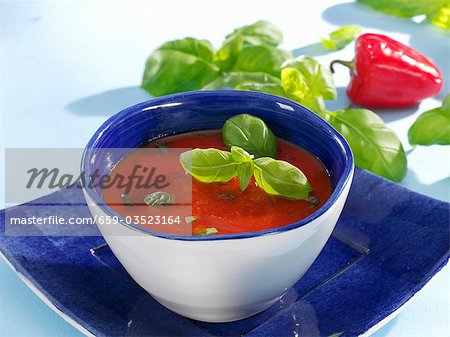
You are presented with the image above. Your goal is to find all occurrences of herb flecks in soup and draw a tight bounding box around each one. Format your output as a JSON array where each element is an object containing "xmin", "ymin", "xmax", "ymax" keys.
[{"xmin": 103, "ymin": 130, "xmax": 331, "ymax": 235}]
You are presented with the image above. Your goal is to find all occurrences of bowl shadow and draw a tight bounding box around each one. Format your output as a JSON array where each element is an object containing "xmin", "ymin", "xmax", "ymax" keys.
[
  {"xmin": 292, "ymin": 42, "xmax": 332, "ymax": 57},
  {"xmin": 66, "ymin": 86, "xmax": 153, "ymax": 116}
]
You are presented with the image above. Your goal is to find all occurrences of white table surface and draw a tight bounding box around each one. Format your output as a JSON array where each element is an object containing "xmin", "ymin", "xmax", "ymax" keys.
[{"xmin": 1, "ymin": 1, "xmax": 449, "ymax": 336}]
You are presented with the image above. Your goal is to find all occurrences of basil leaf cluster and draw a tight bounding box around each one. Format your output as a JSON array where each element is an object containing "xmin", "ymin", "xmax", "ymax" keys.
[
  {"xmin": 179, "ymin": 145, "xmax": 312, "ymax": 200},
  {"xmin": 142, "ymin": 21, "xmax": 410, "ymax": 182},
  {"xmin": 179, "ymin": 114, "xmax": 312, "ymax": 200},
  {"xmin": 142, "ymin": 21, "xmax": 291, "ymax": 97}
]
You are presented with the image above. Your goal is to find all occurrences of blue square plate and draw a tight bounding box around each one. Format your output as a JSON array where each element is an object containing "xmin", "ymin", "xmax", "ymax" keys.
[{"xmin": 1, "ymin": 168, "xmax": 449, "ymax": 336}]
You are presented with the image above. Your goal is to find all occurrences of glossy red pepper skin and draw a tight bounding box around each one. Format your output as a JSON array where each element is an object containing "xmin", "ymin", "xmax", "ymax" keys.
[{"xmin": 338, "ymin": 34, "xmax": 443, "ymax": 108}]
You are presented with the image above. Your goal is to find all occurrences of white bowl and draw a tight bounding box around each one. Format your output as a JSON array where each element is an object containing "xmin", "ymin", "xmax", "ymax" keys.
[{"xmin": 82, "ymin": 90, "xmax": 354, "ymax": 322}]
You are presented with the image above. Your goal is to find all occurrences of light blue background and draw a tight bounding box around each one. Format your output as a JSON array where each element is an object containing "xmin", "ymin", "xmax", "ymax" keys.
[{"xmin": 1, "ymin": 1, "xmax": 449, "ymax": 336}]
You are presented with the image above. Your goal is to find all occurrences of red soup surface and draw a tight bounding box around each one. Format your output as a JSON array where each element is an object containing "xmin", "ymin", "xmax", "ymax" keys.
[{"xmin": 103, "ymin": 130, "xmax": 332, "ymax": 235}]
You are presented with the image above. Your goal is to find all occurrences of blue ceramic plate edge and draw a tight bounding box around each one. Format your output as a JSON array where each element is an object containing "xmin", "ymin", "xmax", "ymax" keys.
[
  {"xmin": 360, "ymin": 256, "xmax": 449, "ymax": 336},
  {"xmin": 0, "ymin": 249, "xmax": 95, "ymax": 337},
  {"xmin": 1, "ymin": 240, "xmax": 448, "ymax": 337}
]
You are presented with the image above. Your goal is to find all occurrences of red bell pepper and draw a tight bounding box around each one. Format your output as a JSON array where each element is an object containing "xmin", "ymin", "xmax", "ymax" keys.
[{"xmin": 330, "ymin": 33, "xmax": 443, "ymax": 108}]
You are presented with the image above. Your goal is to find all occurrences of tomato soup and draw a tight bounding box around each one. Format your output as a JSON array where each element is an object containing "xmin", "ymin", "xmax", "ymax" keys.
[{"xmin": 103, "ymin": 130, "xmax": 332, "ymax": 235}]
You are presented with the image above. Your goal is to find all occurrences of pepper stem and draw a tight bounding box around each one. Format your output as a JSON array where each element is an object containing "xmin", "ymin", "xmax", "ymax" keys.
[{"xmin": 330, "ymin": 59, "xmax": 355, "ymax": 74}]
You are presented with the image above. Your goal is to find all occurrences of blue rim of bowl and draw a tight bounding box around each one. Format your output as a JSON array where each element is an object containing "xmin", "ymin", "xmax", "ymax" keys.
[{"xmin": 82, "ymin": 90, "xmax": 354, "ymax": 241}]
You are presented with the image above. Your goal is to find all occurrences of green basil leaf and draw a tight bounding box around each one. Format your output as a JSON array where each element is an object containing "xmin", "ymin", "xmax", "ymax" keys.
[
  {"xmin": 321, "ymin": 25, "xmax": 362, "ymax": 50},
  {"xmin": 215, "ymin": 34, "xmax": 246, "ymax": 71},
  {"xmin": 203, "ymin": 71, "xmax": 280, "ymax": 90},
  {"xmin": 327, "ymin": 109, "xmax": 407, "ymax": 182},
  {"xmin": 227, "ymin": 20, "xmax": 283, "ymax": 47},
  {"xmin": 430, "ymin": 4, "xmax": 450, "ymax": 30},
  {"xmin": 222, "ymin": 114, "xmax": 277, "ymax": 158},
  {"xmin": 281, "ymin": 67, "xmax": 309, "ymax": 100},
  {"xmin": 232, "ymin": 45, "xmax": 293, "ymax": 78},
  {"xmin": 300, "ymin": 95, "xmax": 328, "ymax": 119},
  {"xmin": 193, "ymin": 227, "xmax": 218, "ymax": 236},
  {"xmin": 185, "ymin": 216, "xmax": 197, "ymax": 224},
  {"xmin": 280, "ymin": 66, "xmax": 328, "ymax": 118},
  {"xmin": 231, "ymin": 146, "xmax": 253, "ymax": 162},
  {"xmin": 215, "ymin": 20, "xmax": 283, "ymax": 71},
  {"xmin": 235, "ymin": 81, "xmax": 286, "ymax": 97},
  {"xmin": 179, "ymin": 148, "xmax": 238, "ymax": 183},
  {"xmin": 231, "ymin": 146, "xmax": 254, "ymax": 191},
  {"xmin": 144, "ymin": 191, "xmax": 174, "ymax": 206},
  {"xmin": 253, "ymin": 157, "xmax": 312, "ymax": 200},
  {"xmin": 408, "ymin": 95, "xmax": 450, "ymax": 145},
  {"xmin": 282, "ymin": 56, "xmax": 337, "ymax": 101},
  {"xmin": 237, "ymin": 162, "xmax": 254, "ymax": 191},
  {"xmin": 357, "ymin": 0, "xmax": 448, "ymax": 18},
  {"xmin": 142, "ymin": 38, "xmax": 221, "ymax": 96}
]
